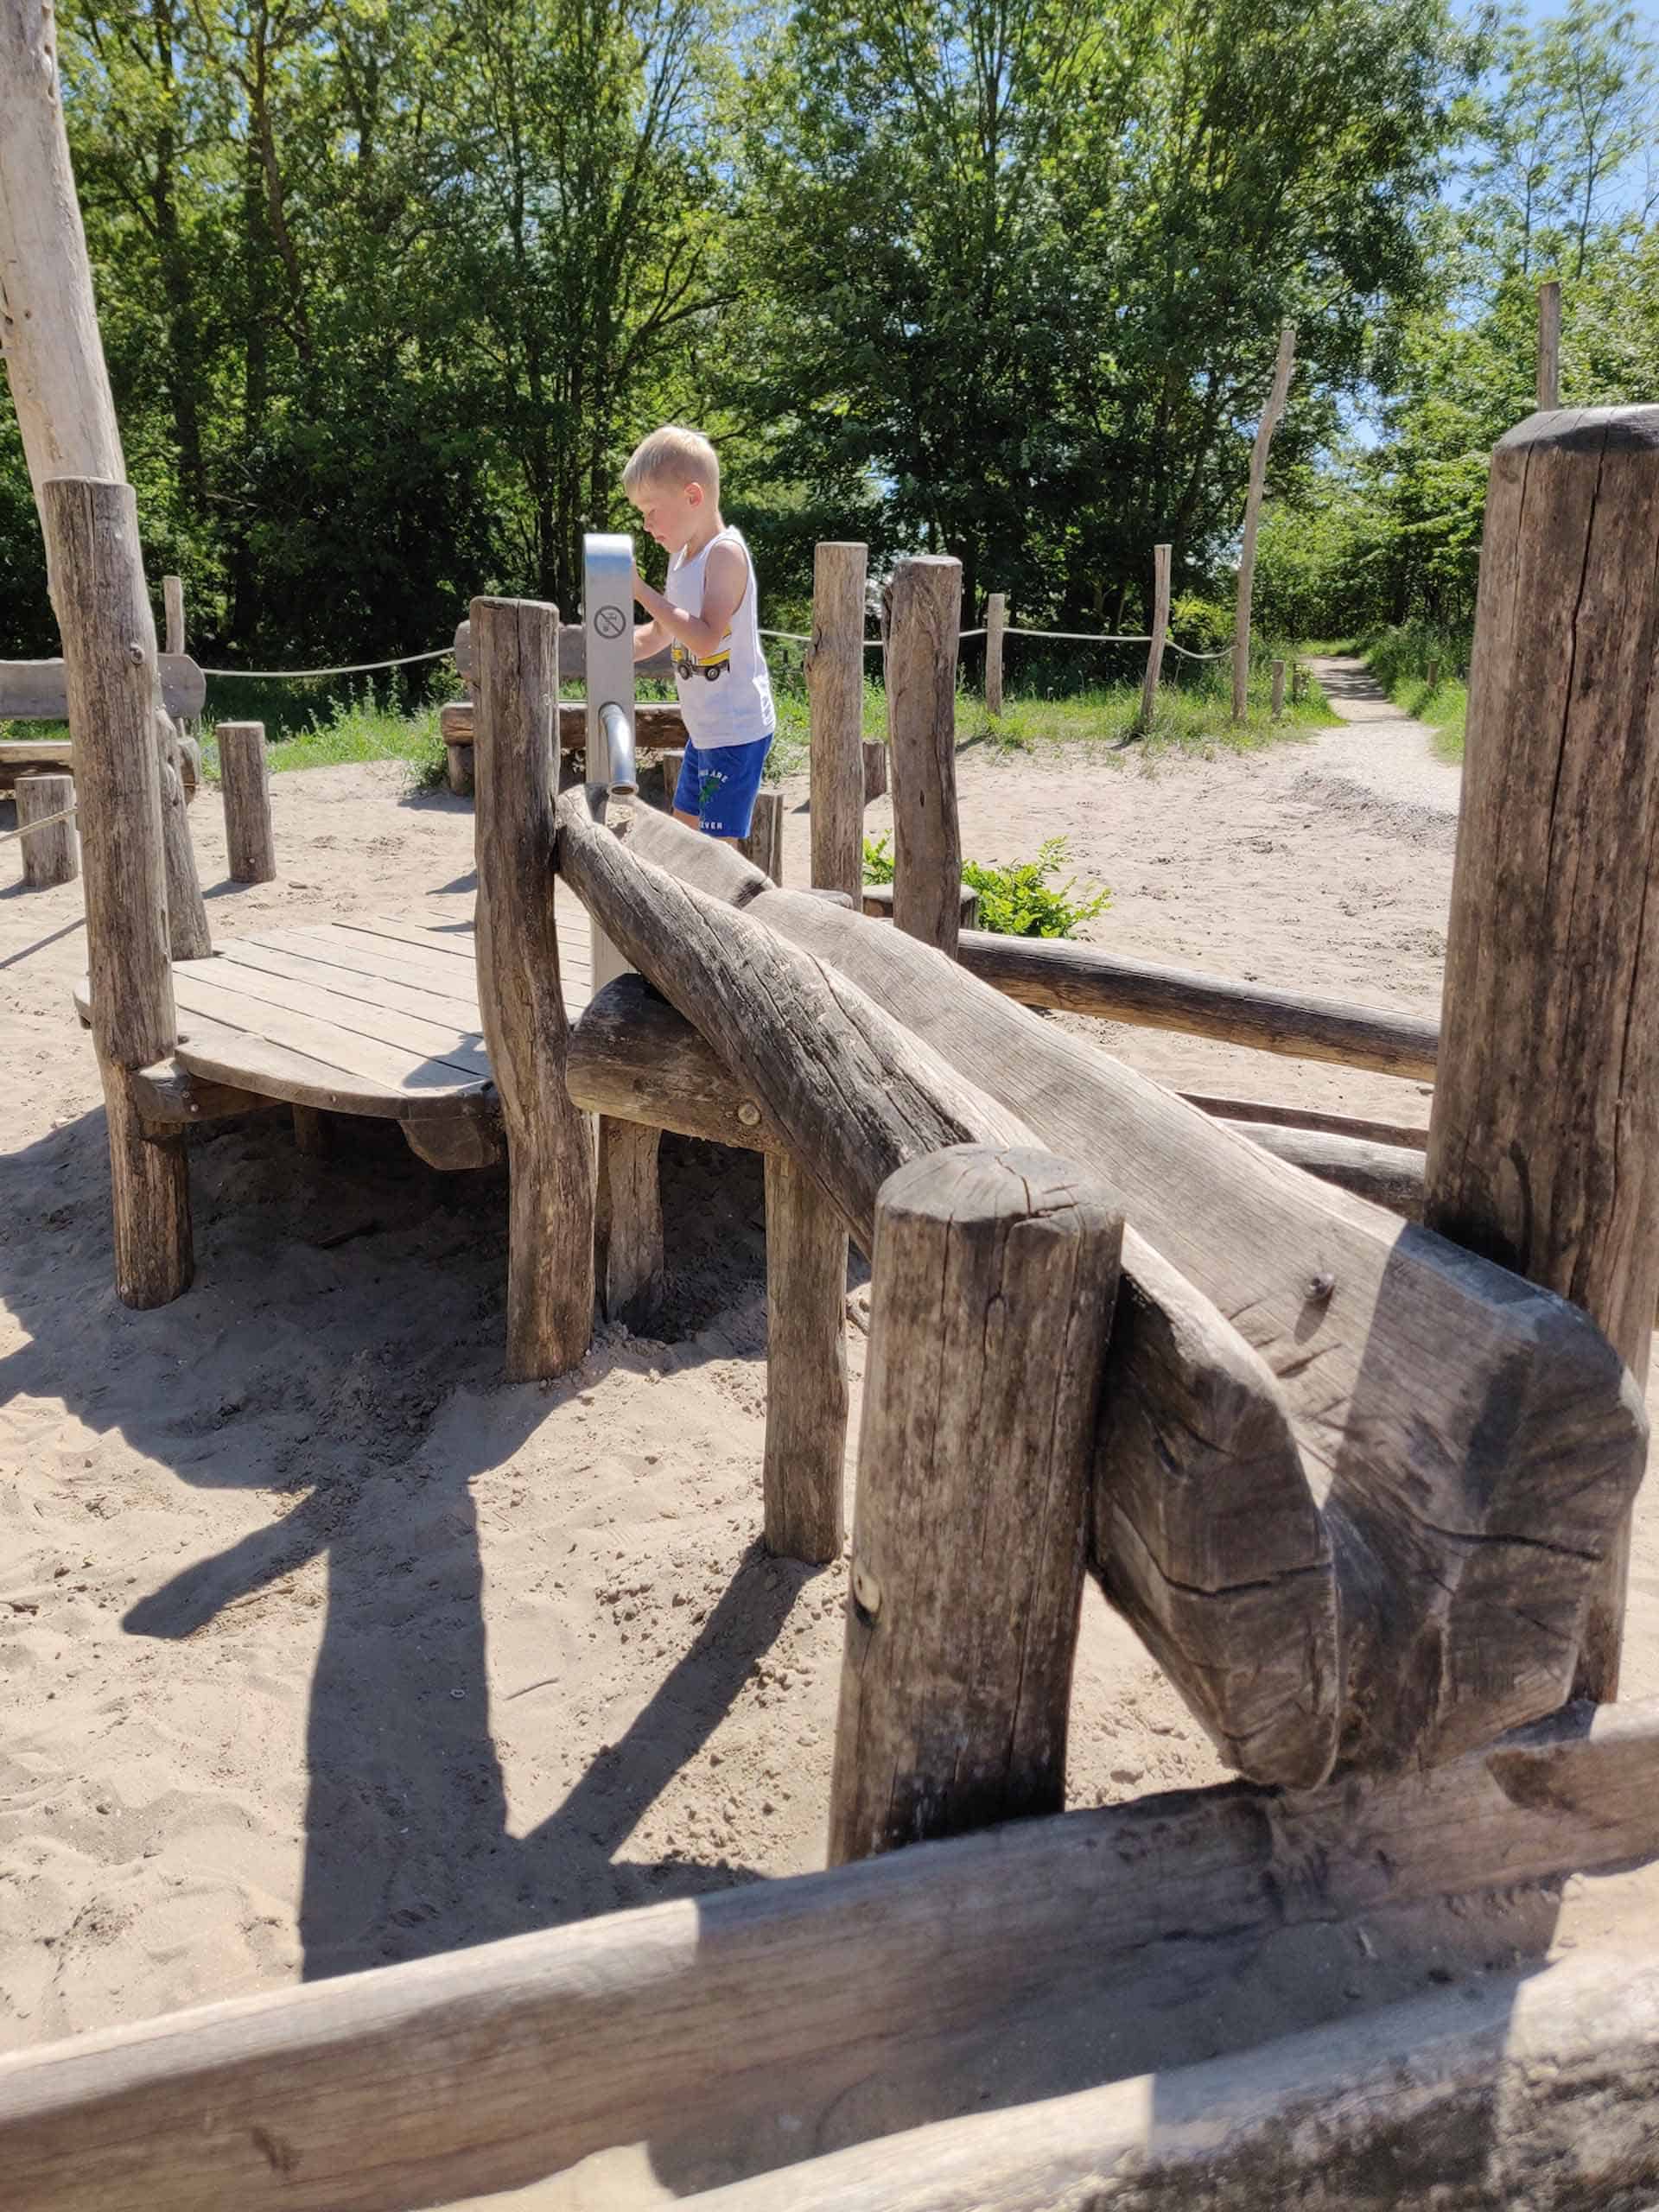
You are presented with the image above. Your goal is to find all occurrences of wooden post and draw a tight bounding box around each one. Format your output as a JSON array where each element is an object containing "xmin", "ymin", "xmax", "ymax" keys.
[
  {"xmin": 1232, "ymin": 327, "xmax": 1297, "ymax": 722},
  {"xmin": 1427, "ymin": 657, "xmax": 1440, "ymax": 692},
  {"xmin": 829, "ymin": 1146, "xmax": 1121, "ymax": 1862},
  {"xmin": 16, "ymin": 772, "xmax": 77, "ymax": 886},
  {"xmin": 1537, "ymin": 280, "xmax": 1562, "ymax": 410},
  {"xmin": 156, "ymin": 708, "xmax": 211, "ymax": 957},
  {"xmin": 763, "ymin": 1154, "xmax": 849, "ymax": 1565},
  {"xmin": 594, "ymin": 1119, "xmax": 664, "ymax": 1330},
  {"xmin": 1270, "ymin": 658, "xmax": 1286, "ymax": 720},
  {"xmin": 985, "ymin": 590, "xmax": 1006, "ymax": 715},
  {"xmin": 884, "ymin": 554, "xmax": 963, "ymax": 957},
  {"xmin": 162, "ymin": 574, "xmax": 185, "ymax": 657},
  {"xmin": 42, "ymin": 477, "xmax": 191, "ymax": 1307},
  {"xmin": 471, "ymin": 596, "xmax": 594, "ymax": 1380},
  {"xmin": 738, "ymin": 788, "xmax": 783, "ymax": 884},
  {"xmin": 806, "ymin": 541, "xmax": 867, "ymax": 901},
  {"xmin": 861, "ymin": 738, "xmax": 887, "ymax": 804},
  {"xmin": 1423, "ymin": 404, "xmax": 1659, "ymax": 1703},
  {"xmin": 216, "ymin": 721, "xmax": 276, "ymax": 884},
  {"xmin": 1291, "ymin": 659, "xmax": 1305, "ymax": 702},
  {"xmin": 1138, "ymin": 545, "xmax": 1171, "ymax": 733}
]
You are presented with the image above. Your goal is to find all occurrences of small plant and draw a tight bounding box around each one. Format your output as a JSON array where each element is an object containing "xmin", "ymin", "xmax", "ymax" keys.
[{"xmin": 862, "ymin": 833, "xmax": 1109, "ymax": 939}]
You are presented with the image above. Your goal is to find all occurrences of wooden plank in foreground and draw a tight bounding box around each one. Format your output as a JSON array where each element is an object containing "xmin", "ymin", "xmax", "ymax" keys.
[{"xmin": 5, "ymin": 1700, "xmax": 1659, "ymax": 2212}]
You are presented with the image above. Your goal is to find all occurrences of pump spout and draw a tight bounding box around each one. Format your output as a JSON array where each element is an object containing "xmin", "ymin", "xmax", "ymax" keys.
[{"xmin": 598, "ymin": 701, "xmax": 637, "ymax": 796}]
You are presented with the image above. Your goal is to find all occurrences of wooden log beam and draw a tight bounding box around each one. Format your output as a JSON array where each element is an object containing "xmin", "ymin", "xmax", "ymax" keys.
[
  {"xmin": 0, "ymin": 654, "xmax": 205, "ymax": 721},
  {"xmin": 7, "ymin": 1700, "xmax": 1659, "ymax": 2212},
  {"xmin": 128, "ymin": 1058, "xmax": 265, "ymax": 1131},
  {"xmin": 885, "ymin": 556, "xmax": 963, "ymax": 957},
  {"xmin": 1426, "ymin": 404, "xmax": 1659, "ymax": 1703},
  {"xmin": 1232, "ymin": 1122, "xmax": 1425, "ymax": 1217},
  {"xmin": 957, "ymin": 928, "xmax": 1439, "ymax": 1080},
  {"xmin": 807, "ymin": 541, "xmax": 867, "ymax": 901},
  {"xmin": 556, "ymin": 821, "xmax": 1339, "ymax": 1788},
  {"xmin": 1232, "ymin": 326, "xmax": 1295, "ymax": 722},
  {"xmin": 1137, "ymin": 544, "xmax": 1170, "ymax": 733},
  {"xmin": 15, "ymin": 771, "xmax": 77, "ymax": 886},
  {"xmin": 616, "ymin": 803, "xmax": 1644, "ymax": 1772},
  {"xmin": 216, "ymin": 721, "xmax": 276, "ymax": 885},
  {"xmin": 763, "ymin": 1154, "xmax": 849, "ymax": 1565},
  {"xmin": 832, "ymin": 1147, "xmax": 1122, "ymax": 1859},
  {"xmin": 859, "ymin": 881, "xmax": 978, "ymax": 930},
  {"xmin": 439, "ymin": 697, "xmax": 687, "ymax": 751},
  {"xmin": 472, "ymin": 600, "xmax": 594, "ymax": 1379},
  {"xmin": 1183, "ymin": 1093, "xmax": 1429, "ymax": 1151}
]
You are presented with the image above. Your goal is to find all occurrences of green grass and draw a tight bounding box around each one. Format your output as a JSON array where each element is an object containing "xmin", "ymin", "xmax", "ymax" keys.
[{"xmin": 1358, "ymin": 620, "xmax": 1469, "ymax": 763}]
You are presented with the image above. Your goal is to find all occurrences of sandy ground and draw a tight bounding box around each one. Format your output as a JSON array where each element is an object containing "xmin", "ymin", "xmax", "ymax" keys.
[{"xmin": 4, "ymin": 663, "xmax": 1659, "ymax": 2178}]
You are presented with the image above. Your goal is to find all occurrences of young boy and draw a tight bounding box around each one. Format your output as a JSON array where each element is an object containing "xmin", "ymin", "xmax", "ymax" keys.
[{"xmin": 623, "ymin": 426, "xmax": 774, "ymax": 843}]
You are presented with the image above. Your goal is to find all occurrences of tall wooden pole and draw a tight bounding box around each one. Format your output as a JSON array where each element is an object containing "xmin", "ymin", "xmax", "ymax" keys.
[
  {"xmin": 985, "ymin": 591, "xmax": 1007, "ymax": 716},
  {"xmin": 0, "ymin": 0, "xmax": 208, "ymax": 962},
  {"xmin": 162, "ymin": 574, "xmax": 185, "ymax": 657},
  {"xmin": 472, "ymin": 596, "xmax": 595, "ymax": 1379},
  {"xmin": 1424, "ymin": 404, "xmax": 1659, "ymax": 1702},
  {"xmin": 885, "ymin": 554, "xmax": 963, "ymax": 957},
  {"xmin": 1537, "ymin": 281, "xmax": 1562, "ymax": 411},
  {"xmin": 1231, "ymin": 327, "xmax": 1296, "ymax": 723},
  {"xmin": 1138, "ymin": 543, "xmax": 1171, "ymax": 733},
  {"xmin": 217, "ymin": 721, "xmax": 276, "ymax": 883},
  {"xmin": 829, "ymin": 1146, "xmax": 1122, "ymax": 1862},
  {"xmin": 806, "ymin": 542, "xmax": 867, "ymax": 903},
  {"xmin": 763, "ymin": 1153, "xmax": 849, "ymax": 1565}
]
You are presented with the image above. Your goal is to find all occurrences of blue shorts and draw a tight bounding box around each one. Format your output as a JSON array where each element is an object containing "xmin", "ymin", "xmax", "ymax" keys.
[{"xmin": 673, "ymin": 734, "xmax": 773, "ymax": 838}]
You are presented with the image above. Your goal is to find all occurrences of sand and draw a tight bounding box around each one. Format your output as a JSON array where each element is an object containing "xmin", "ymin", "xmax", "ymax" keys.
[{"xmin": 4, "ymin": 661, "xmax": 1658, "ymax": 2109}]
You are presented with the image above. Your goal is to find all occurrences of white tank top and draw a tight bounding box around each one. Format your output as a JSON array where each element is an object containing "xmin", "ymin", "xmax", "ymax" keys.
[{"xmin": 664, "ymin": 525, "xmax": 774, "ymax": 748}]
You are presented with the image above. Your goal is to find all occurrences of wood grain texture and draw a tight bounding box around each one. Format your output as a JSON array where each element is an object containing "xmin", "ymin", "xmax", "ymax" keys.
[
  {"xmin": 472, "ymin": 599, "xmax": 594, "ymax": 1379},
  {"xmin": 737, "ymin": 789, "xmax": 782, "ymax": 885},
  {"xmin": 984, "ymin": 590, "xmax": 1006, "ymax": 715},
  {"xmin": 217, "ymin": 721, "xmax": 276, "ymax": 885},
  {"xmin": 831, "ymin": 1147, "xmax": 1122, "ymax": 1860},
  {"xmin": 16, "ymin": 772, "xmax": 77, "ymax": 885},
  {"xmin": 957, "ymin": 928, "xmax": 1439, "ymax": 1079},
  {"xmin": 402, "ymin": 1114, "xmax": 504, "ymax": 1173},
  {"xmin": 594, "ymin": 1119, "xmax": 663, "ymax": 1328},
  {"xmin": 1184, "ymin": 1093, "xmax": 1429, "ymax": 1151},
  {"xmin": 1270, "ymin": 657, "xmax": 1286, "ymax": 719},
  {"xmin": 1425, "ymin": 404, "xmax": 1659, "ymax": 1703},
  {"xmin": 806, "ymin": 541, "xmax": 867, "ymax": 899},
  {"xmin": 1536, "ymin": 280, "xmax": 1561, "ymax": 410},
  {"xmin": 1231, "ymin": 326, "xmax": 1295, "ymax": 721},
  {"xmin": 439, "ymin": 697, "xmax": 687, "ymax": 750},
  {"xmin": 619, "ymin": 804, "xmax": 1645, "ymax": 1772},
  {"xmin": 0, "ymin": 655, "xmax": 203, "ymax": 720},
  {"xmin": 291, "ymin": 1103, "xmax": 331, "ymax": 1157},
  {"xmin": 861, "ymin": 738, "xmax": 888, "ymax": 804},
  {"xmin": 162, "ymin": 573, "xmax": 184, "ymax": 656},
  {"xmin": 128, "ymin": 1059, "xmax": 264, "ymax": 1130},
  {"xmin": 859, "ymin": 881, "xmax": 978, "ymax": 930},
  {"xmin": 8, "ymin": 1699, "xmax": 1659, "ymax": 2212},
  {"xmin": 445, "ymin": 740, "xmax": 473, "ymax": 797},
  {"xmin": 1138, "ymin": 545, "xmax": 1170, "ymax": 732},
  {"xmin": 566, "ymin": 976, "xmax": 789, "ymax": 1154},
  {"xmin": 99, "ymin": 1058, "xmax": 193, "ymax": 1307},
  {"xmin": 884, "ymin": 556, "xmax": 963, "ymax": 957},
  {"xmin": 763, "ymin": 1153, "xmax": 848, "ymax": 1565},
  {"xmin": 154, "ymin": 708, "xmax": 211, "ymax": 960},
  {"xmin": 1230, "ymin": 1122, "xmax": 1425, "ymax": 1217}
]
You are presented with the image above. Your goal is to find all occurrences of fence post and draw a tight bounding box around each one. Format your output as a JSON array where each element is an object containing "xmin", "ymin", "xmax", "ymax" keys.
[
  {"xmin": 763, "ymin": 1153, "xmax": 849, "ymax": 1564},
  {"xmin": 885, "ymin": 554, "xmax": 963, "ymax": 957},
  {"xmin": 1537, "ymin": 280, "xmax": 1562, "ymax": 411},
  {"xmin": 1232, "ymin": 327, "xmax": 1297, "ymax": 722},
  {"xmin": 162, "ymin": 573, "xmax": 185, "ymax": 657},
  {"xmin": 1427, "ymin": 658, "xmax": 1440, "ymax": 693},
  {"xmin": 738, "ymin": 788, "xmax": 783, "ymax": 884},
  {"xmin": 16, "ymin": 772, "xmax": 78, "ymax": 887},
  {"xmin": 829, "ymin": 1145, "xmax": 1122, "ymax": 1862},
  {"xmin": 1423, "ymin": 404, "xmax": 1659, "ymax": 1703},
  {"xmin": 216, "ymin": 721, "xmax": 276, "ymax": 884},
  {"xmin": 806, "ymin": 542, "xmax": 867, "ymax": 902},
  {"xmin": 985, "ymin": 591, "xmax": 1007, "ymax": 716},
  {"xmin": 472, "ymin": 595, "xmax": 595, "ymax": 1380},
  {"xmin": 43, "ymin": 477, "xmax": 192, "ymax": 1307},
  {"xmin": 1138, "ymin": 544, "xmax": 1171, "ymax": 733},
  {"xmin": 1270, "ymin": 658, "xmax": 1286, "ymax": 720}
]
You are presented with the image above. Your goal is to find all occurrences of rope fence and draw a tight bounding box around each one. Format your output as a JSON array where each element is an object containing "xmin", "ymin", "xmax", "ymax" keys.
[
  {"xmin": 0, "ymin": 798, "xmax": 76, "ymax": 842},
  {"xmin": 760, "ymin": 624, "xmax": 1231, "ymax": 656}
]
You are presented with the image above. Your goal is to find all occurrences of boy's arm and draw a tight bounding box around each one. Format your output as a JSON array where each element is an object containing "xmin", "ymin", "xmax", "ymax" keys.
[
  {"xmin": 633, "ymin": 620, "xmax": 665, "ymax": 659},
  {"xmin": 632, "ymin": 541, "xmax": 748, "ymax": 659}
]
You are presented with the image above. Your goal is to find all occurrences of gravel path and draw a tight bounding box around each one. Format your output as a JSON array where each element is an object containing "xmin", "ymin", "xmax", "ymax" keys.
[{"xmin": 1297, "ymin": 654, "xmax": 1462, "ymax": 827}]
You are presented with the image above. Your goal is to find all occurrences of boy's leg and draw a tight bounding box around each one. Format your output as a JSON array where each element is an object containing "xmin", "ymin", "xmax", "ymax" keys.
[
  {"xmin": 671, "ymin": 741, "xmax": 703, "ymax": 833},
  {"xmin": 689, "ymin": 734, "xmax": 772, "ymax": 847}
]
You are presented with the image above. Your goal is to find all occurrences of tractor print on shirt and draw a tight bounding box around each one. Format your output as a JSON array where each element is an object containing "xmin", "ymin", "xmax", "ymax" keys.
[{"xmin": 671, "ymin": 632, "xmax": 733, "ymax": 683}]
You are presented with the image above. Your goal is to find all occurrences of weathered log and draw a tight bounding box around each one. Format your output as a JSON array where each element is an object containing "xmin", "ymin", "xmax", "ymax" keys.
[
  {"xmin": 162, "ymin": 572, "xmax": 184, "ymax": 656},
  {"xmin": 8, "ymin": 1700, "xmax": 1659, "ymax": 2212},
  {"xmin": 885, "ymin": 556, "xmax": 963, "ymax": 957},
  {"xmin": 128, "ymin": 1059, "xmax": 264, "ymax": 1131},
  {"xmin": 861, "ymin": 737, "xmax": 888, "ymax": 804},
  {"xmin": 439, "ymin": 696, "xmax": 687, "ymax": 751},
  {"xmin": 557, "ymin": 810, "xmax": 1339, "ymax": 1787},
  {"xmin": 1232, "ymin": 326, "xmax": 1295, "ymax": 721},
  {"xmin": 16, "ymin": 772, "xmax": 77, "ymax": 886},
  {"xmin": 984, "ymin": 589, "xmax": 1006, "ymax": 715},
  {"xmin": 763, "ymin": 1153, "xmax": 849, "ymax": 1564},
  {"xmin": 566, "ymin": 976, "xmax": 787, "ymax": 1154},
  {"xmin": 175, "ymin": 733, "xmax": 200, "ymax": 804},
  {"xmin": 472, "ymin": 600, "xmax": 594, "ymax": 1378},
  {"xmin": 1426, "ymin": 405, "xmax": 1659, "ymax": 1702},
  {"xmin": 860, "ymin": 880, "xmax": 978, "ymax": 930},
  {"xmin": 594, "ymin": 1118, "xmax": 663, "ymax": 1328},
  {"xmin": 957, "ymin": 928, "xmax": 1439, "ymax": 1080},
  {"xmin": 453, "ymin": 616, "xmax": 671, "ymax": 685},
  {"xmin": 1537, "ymin": 278, "xmax": 1562, "ymax": 410},
  {"xmin": 1184, "ymin": 1092, "xmax": 1429, "ymax": 1151},
  {"xmin": 618, "ymin": 803, "xmax": 1644, "ymax": 1771},
  {"xmin": 832, "ymin": 1147, "xmax": 1122, "ymax": 1860},
  {"xmin": 445, "ymin": 741, "xmax": 473, "ymax": 797},
  {"xmin": 1270, "ymin": 656, "xmax": 1286, "ymax": 718},
  {"xmin": 41, "ymin": 478, "xmax": 191, "ymax": 1306},
  {"xmin": 0, "ymin": 653, "xmax": 204, "ymax": 721},
  {"xmin": 738, "ymin": 788, "xmax": 783, "ymax": 883},
  {"xmin": 1138, "ymin": 543, "xmax": 1170, "ymax": 732},
  {"xmin": 807, "ymin": 541, "xmax": 867, "ymax": 900},
  {"xmin": 401, "ymin": 1114, "xmax": 504, "ymax": 1173},
  {"xmin": 1232, "ymin": 1122, "xmax": 1425, "ymax": 1217},
  {"xmin": 154, "ymin": 709, "xmax": 211, "ymax": 958},
  {"xmin": 291, "ymin": 1104, "xmax": 331, "ymax": 1157},
  {"xmin": 216, "ymin": 721, "xmax": 276, "ymax": 885}
]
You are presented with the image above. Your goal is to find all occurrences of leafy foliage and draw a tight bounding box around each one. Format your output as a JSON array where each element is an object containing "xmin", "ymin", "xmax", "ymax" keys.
[{"xmin": 863, "ymin": 832, "xmax": 1111, "ymax": 938}]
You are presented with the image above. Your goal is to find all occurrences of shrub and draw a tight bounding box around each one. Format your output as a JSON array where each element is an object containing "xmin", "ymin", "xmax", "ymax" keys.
[{"xmin": 863, "ymin": 833, "xmax": 1110, "ymax": 939}]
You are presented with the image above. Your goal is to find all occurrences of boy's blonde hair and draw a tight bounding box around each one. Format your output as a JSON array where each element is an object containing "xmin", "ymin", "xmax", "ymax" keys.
[{"xmin": 623, "ymin": 424, "xmax": 720, "ymax": 503}]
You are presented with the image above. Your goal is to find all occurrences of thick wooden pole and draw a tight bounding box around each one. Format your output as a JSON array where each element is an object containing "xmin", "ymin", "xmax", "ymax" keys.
[
  {"xmin": 43, "ymin": 477, "xmax": 191, "ymax": 1306},
  {"xmin": 830, "ymin": 1147, "xmax": 1121, "ymax": 1862},
  {"xmin": 1537, "ymin": 280, "xmax": 1562, "ymax": 410},
  {"xmin": 162, "ymin": 573, "xmax": 185, "ymax": 657},
  {"xmin": 985, "ymin": 590, "xmax": 1006, "ymax": 715},
  {"xmin": 1424, "ymin": 404, "xmax": 1659, "ymax": 1703},
  {"xmin": 1138, "ymin": 544, "xmax": 1171, "ymax": 733},
  {"xmin": 216, "ymin": 720, "xmax": 276, "ymax": 883},
  {"xmin": 1231, "ymin": 327, "xmax": 1296, "ymax": 722},
  {"xmin": 16, "ymin": 772, "xmax": 77, "ymax": 886},
  {"xmin": 472, "ymin": 597, "xmax": 594, "ymax": 1379},
  {"xmin": 594, "ymin": 1119, "xmax": 663, "ymax": 1329},
  {"xmin": 737, "ymin": 788, "xmax": 782, "ymax": 884},
  {"xmin": 763, "ymin": 1153, "xmax": 849, "ymax": 1565},
  {"xmin": 884, "ymin": 554, "xmax": 963, "ymax": 957},
  {"xmin": 806, "ymin": 541, "xmax": 867, "ymax": 901}
]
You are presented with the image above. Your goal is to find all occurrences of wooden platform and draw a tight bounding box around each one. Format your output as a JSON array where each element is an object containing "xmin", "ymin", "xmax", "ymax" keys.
[{"xmin": 75, "ymin": 904, "xmax": 594, "ymax": 1135}]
